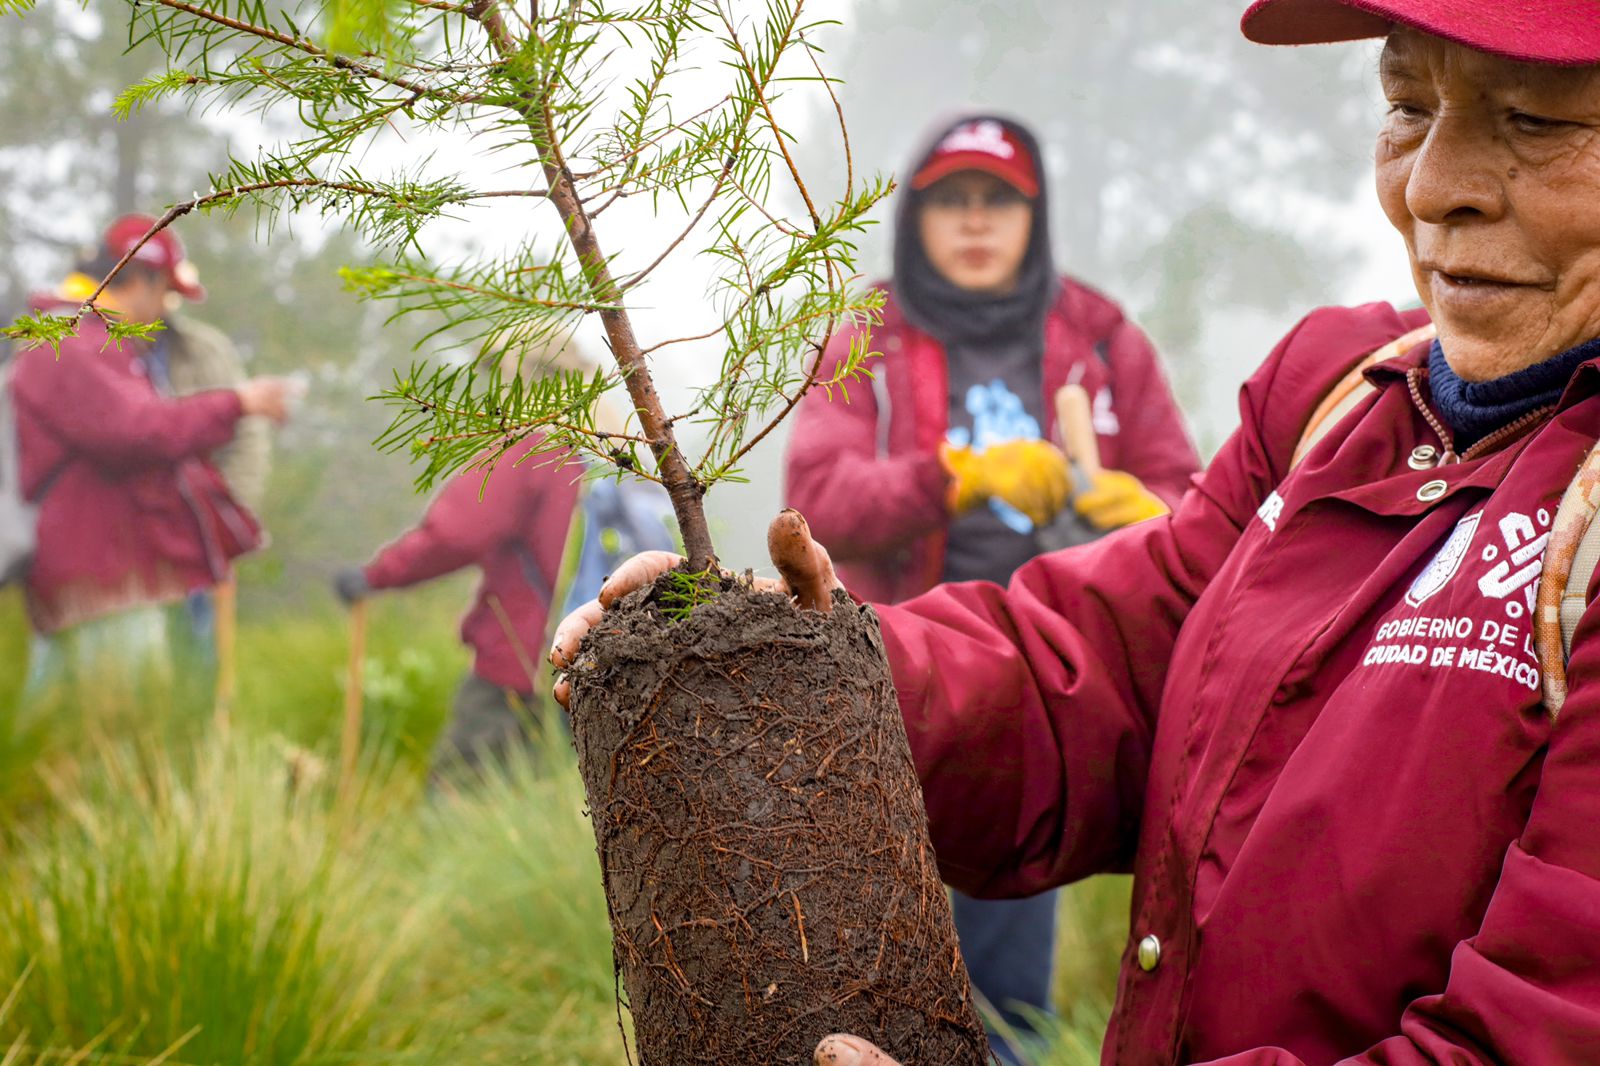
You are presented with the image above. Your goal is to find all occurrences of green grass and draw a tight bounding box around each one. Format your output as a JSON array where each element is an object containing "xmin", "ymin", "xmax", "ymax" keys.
[
  {"xmin": 0, "ymin": 737, "xmax": 427, "ymax": 1064},
  {"xmin": 0, "ymin": 584, "xmax": 1124, "ymax": 1065}
]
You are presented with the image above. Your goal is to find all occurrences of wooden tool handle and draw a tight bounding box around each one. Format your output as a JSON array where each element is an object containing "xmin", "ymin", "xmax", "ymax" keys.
[
  {"xmin": 213, "ymin": 578, "xmax": 237, "ymax": 731},
  {"xmin": 340, "ymin": 600, "xmax": 368, "ymax": 802},
  {"xmin": 1054, "ymin": 384, "xmax": 1102, "ymax": 478}
]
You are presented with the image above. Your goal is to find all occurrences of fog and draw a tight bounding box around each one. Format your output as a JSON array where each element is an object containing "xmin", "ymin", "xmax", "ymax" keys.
[{"xmin": 0, "ymin": 0, "xmax": 1420, "ymax": 581}]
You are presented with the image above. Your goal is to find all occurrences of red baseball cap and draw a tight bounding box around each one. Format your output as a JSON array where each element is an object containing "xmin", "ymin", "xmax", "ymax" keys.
[
  {"xmin": 101, "ymin": 214, "xmax": 206, "ymax": 301},
  {"xmin": 1241, "ymin": 0, "xmax": 1600, "ymax": 66},
  {"xmin": 911, "ymin": 120, "xmax": 1041, "ymax": 199}
]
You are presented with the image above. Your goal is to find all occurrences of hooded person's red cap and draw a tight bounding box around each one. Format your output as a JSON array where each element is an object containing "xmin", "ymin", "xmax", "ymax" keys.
[
  {"xmin": 910, "ymin": 119, "xmax": 1041, "ymax": 199},
  {"xmin": 1242, "ymin": 0, "xmax": 1600, "ymax": 66},
  {"xmin": 100, "ymin": 214, "xmax": 206, "ymax": 301}
]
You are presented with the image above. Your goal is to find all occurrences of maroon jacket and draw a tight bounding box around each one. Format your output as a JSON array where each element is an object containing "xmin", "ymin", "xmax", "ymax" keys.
[
  {"xmin": 362, "ymin": 439, "xmax": 579, "ymax": 694},
  {"xmin": 878, "ymin": 300, "xmax": 1600, "ymax": 1063},
  {"xmin": 785, "ymin": 279, "xmax": 1200, "ymax": 603},
  {"xmin": 11, "ymin": 306, "xmax": 260, "ymax": 634}
]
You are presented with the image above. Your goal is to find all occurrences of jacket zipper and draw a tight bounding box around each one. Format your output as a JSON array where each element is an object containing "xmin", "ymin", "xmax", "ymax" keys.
[
  {"xmin": 1406, "ymin": 368, "xmax": 1459, "ymax": 463},
  {"xmin": 1405, "ymin": 367, "xmax": 1555, "ymax": 466},
  {"xmin": 1461, "ymin": 404, "xmax": 1555, "ymax": 461}
]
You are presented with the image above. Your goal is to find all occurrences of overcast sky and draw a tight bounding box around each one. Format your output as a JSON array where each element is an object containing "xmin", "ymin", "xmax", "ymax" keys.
[{"xmin": 4, "ymin": 2, "xmax": 1425, "ymax": 565}]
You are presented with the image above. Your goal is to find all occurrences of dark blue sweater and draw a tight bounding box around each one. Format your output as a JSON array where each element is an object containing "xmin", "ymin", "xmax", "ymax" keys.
[{"xmin": 1429, "ymin": 338, "xmax": 1600, "ymax": 451}]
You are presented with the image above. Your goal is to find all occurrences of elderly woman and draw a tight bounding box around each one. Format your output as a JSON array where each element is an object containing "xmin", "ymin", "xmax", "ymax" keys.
[{"xmin": 555, "ymin": 0, "xmax": 1600, "ymax": 1062}]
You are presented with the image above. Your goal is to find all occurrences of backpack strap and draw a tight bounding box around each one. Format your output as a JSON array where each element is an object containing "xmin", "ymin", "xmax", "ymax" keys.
[
  {"xmin": 1535, "ymin": 442, "xmax": 1600, "ymax": 719},
  {"xmin": 1291, "ymin": 323, "xmax": 1439, "ymax": 470}
]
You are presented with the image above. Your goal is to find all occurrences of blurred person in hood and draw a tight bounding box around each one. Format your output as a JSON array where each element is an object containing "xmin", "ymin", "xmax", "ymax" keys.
[
  {"xmin": 11, "ymin": 217, "xmax": 294, "ymax": 693},
  {"xmin": 783, "ymin": 112, "xmax": 1200, "ymax": 1060}
]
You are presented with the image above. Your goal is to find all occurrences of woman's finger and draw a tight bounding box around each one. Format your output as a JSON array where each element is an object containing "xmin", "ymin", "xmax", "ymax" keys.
[
  {"xmin": 599, "ymin": 550, "xmax": 686, "ymax": 609},
  {"xmin": 551, "ymin": 597, "xmax": 605, "ymax": 670},
  {"xmin": 813, "ymin": 1034, "xmax": 902, "ymax": 1066},
  {"xmin": 767, "ymin": 510, "xmax": 840, "ymax": 612}
]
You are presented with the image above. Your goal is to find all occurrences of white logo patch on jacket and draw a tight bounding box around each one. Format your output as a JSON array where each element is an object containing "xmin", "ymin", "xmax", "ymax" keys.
[
  {"xmin": 1360, "ymin": 506, "xmax": 1555, "ymax": 693},
  {"xmin": 1406, "ymin": 513, "xmax": 1480, "ymax": 607}
]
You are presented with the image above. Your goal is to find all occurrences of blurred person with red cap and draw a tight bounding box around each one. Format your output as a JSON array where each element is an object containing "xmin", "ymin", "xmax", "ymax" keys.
[
  {"xmin": 10, "ymin": 215, "xmax": 294, "ymax": 692},
  {"xmin": 58, "ymin": 215, "xmax": 276, "ymax": 514},
  {"xmin": 555, "ymin": 1, "xmax": 1600, "ymax": 1062},
  {"xmin": 783, "ymin": 112, "xmax": 1200, "ymax": 1061},
  {"xmin": 55, "ymin": 215, "xmax": 279, "ymax": 647}
]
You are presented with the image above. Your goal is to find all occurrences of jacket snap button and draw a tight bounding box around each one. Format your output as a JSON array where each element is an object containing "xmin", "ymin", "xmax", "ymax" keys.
[
  {"xmin": 1408, "ymin": 445, "xmax": 1438, "ymax": 470},
  {"xmin": 1416, "ymin": 479, "xmax": 1448, "ymax": 503},
  {"xmin": 1137, "ymin": 934, "xmax": 1162, "ymax": 972}
]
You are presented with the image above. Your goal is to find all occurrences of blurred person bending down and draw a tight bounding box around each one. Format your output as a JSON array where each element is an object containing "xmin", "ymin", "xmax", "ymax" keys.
[
  {"xmin": 784, "ymin": 113, "xmax": 1199, "ymax": 1061},
  {"xmin": 11, "ymin": 216, "xmax": 294, "ymax": 692},
  {"xmin": 336, "ymin": 347, "xmax": 675, "ymax": 784}
]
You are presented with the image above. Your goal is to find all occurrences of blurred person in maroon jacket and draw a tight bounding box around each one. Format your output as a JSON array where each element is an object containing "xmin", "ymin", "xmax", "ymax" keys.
[
  {"xmin": 784, "ymin": 112, "xmax": 1199, "ymax": 1059},
  {"xmin": 12, "ymin": 221, "xmax": 293, "ymax": 690},
  {"xmin": 335, "ymin": 435, "xmax": 581, "ymax": 780}
]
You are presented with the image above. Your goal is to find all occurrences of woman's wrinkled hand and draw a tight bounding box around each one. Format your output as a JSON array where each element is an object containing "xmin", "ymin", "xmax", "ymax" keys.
[
  {"xmin": 549, "ymin": 510, "xmax": 842, "ymax": 707},
  {"xmin": 813, "ymin": 1034, "xmax": 902, "ymax": 1066}
]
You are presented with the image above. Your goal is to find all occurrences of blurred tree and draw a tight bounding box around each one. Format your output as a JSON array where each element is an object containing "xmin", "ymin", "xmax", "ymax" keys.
[
  {"xmin": 0, "ymin": 5, "xmax": 221, "ymax": 317},
  {"xmin": 0, "ymin": 7, "xmax": 450, "ymax": 607},
  {"xmin": 809, "ymin": 0, "xmax": 1373, "ymax": 382}
]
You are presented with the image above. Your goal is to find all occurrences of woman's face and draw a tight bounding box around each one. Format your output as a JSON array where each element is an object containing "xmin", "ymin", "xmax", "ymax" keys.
[
  {"xmin": 916, "ymin": 171, "xmax": 1034, "ymax": 295},
  {"xmin": 1376, "ymin": 29, "xmax": 1600, "ymax": 380}
]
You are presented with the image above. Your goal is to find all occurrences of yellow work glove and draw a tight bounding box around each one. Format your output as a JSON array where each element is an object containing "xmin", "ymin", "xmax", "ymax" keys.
[
  {"xmin": 941, "ymin": 439, "xmax": 1073, "ymax": 529},
  {"xmin": 1073, "ymin": 469, "xmax": 1170, "ymax": 530}
]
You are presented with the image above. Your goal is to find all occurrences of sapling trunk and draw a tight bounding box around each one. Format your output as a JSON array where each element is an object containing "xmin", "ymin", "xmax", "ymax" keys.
[{"xmin": 469, "ymin": 0, "xmax": 717, "ymax": 570}]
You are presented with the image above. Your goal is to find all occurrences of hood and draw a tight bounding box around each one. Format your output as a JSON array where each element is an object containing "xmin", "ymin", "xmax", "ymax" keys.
[{"xmin": 892, "ymin": 110, "xmax": 1055, "ymax": 347}]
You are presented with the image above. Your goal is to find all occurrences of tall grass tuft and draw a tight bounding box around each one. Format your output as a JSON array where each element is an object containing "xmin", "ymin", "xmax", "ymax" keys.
[
  {"xmin": 0, "ymin": 734, "xmax": 434, "ymax": 1065},
  {"xmin": 0, "ymin": 588, "xmax": 1125, "ymax": 1065},
  {"xmin": 399, "ymin": 723, "xmax": 626, "ymax": 1065}
]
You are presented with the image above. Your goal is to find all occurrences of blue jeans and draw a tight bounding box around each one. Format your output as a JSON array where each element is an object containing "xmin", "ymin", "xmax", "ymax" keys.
[
  {"xmin": 24, "ymin": 597, "xmax": 215, "ymax": 702},
  {"xmin": 952, "ymin": 889, "xmax": 1058, "ymax": 1065}
]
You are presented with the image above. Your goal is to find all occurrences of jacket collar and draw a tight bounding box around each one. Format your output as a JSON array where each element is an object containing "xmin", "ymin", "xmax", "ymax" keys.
[{"xmin": 1368, "ymin": 330, "xmax": 1600, "ymax": 417}]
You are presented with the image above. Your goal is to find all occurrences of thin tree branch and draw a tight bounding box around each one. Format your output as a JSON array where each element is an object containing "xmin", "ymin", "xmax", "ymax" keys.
[
  {"xmin": 637, "ymin": 323, "xmax": 725, "ymax": 358},
  {"xmin": 714, "ymin": 0, "xmax": 820, "ymax": 231},
  {"xmin": 150, "ymin": 0, "xmax": 477, "ymax": 104},
  {"xmin": 571, "ymin": 97, "xmax": 729, "ymax": 184},
  {"xmin": 420, "ymin": 421, "xmax": 648, "ymax": 447},
  {"xmin": 621, "ymin": 144, "xmax": 743, "ymax": 293},
  {"xmin": 800, "ymin": 30, "xmax": 851, "ymax": 203},
  {"xmin": 725, "ymin": 172, "xmax": 806, "ymax": 237},
  {"xmin": 584, "ymin": 187, "xmax": 632, "ymax": 218},
  {"xmin": 720, "ymin": 334, "xmax": 831, "ymax": 472},
  {"xmin": 406, "ymin": 0, "xmax": 475, "ymax": 14},
  {"xmin": 69, "ymin": 178, "xmax": 416, "ymax": 323},
  {"xmin": 383, "ymin": 269, "xmax": 616, "ymax": 312},
  {"xmin": 469, "ymin": 187, "xmax": 554, "ymax": 199}
]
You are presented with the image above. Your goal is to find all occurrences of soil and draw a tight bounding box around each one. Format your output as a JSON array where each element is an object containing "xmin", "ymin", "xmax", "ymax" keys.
[{"xmin": 568, "ymin": 572, "xmax": 992, "ymax": 1065}]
